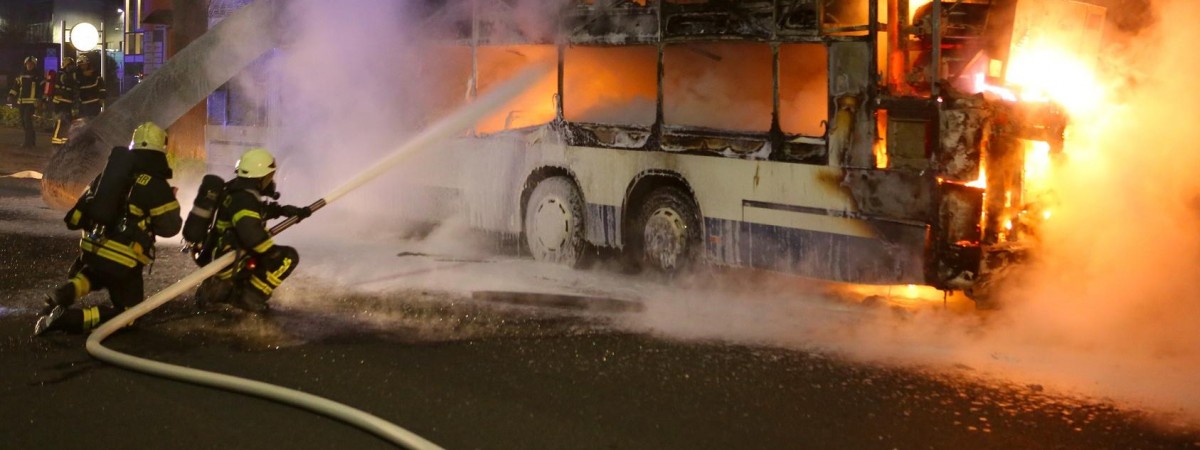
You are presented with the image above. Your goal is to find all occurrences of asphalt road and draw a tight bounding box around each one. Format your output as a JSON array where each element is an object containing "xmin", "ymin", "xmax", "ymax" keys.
[{"xmin": 3, "ymin": 127, "xmax": 1199, "ymax": 449}]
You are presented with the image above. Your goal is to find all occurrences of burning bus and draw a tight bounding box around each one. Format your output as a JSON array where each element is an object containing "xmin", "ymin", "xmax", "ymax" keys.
[
  {"xmin": 208, "ymin": 0, "xmax": 1104, "ymax": 303},
  {"xmin": 418, "ymin": 0, "xmax": 1103, "ymax": 302}
]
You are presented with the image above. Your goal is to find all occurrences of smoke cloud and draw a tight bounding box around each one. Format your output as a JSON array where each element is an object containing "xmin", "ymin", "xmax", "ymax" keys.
[
  {"xmin": 992, "ymin": 0, "xmax": 1200, "ymax": 418},
  {"xmin": 203, "ymin": 0, "xmax": 1200, "ymax": 426},
  {"xmin": 631, "ymin": 0, "xmax": 1200, "ymax": 425}
]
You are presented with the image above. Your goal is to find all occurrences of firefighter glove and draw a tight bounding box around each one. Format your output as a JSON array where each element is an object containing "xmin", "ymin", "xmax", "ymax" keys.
[
  {"xmin": 263, "ymin": 202, "xmax": 287, "ymax": 220},
  {"xmin": 281, "ymin": 205, "xmax": 311, "ymax": 220}
]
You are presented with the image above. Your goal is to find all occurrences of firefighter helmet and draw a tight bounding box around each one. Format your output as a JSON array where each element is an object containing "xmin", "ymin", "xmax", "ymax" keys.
[
  {"xmin": 24, "ymin": 56, "xmax": 37, "ymax": 66},
  {"xmin": 130, "ymin": 122, "xmax": 168, "ymax": 153},
  {"xmin": 62, "ymin": 57, "xmax": 75, "ymax": 68},
  {"xmin": 235, "ymin": 148, "xmax": 277, "ymax": 179},
  {"xmin": 78, "ymin": 54, "xmax": 90, "ymax": 65}
]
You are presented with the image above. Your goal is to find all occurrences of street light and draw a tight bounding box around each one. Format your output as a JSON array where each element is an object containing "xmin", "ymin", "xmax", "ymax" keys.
[
  {"xmin": 69, "ymin": 22, "xmax": 100, "ymax": 51},
  {"xmin": 65, "ymin": 21, "xmax": 107, "ymax": 100}
]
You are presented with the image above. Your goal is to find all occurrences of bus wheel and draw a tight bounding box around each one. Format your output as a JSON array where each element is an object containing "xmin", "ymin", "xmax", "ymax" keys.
[
  {"xmin": 635, "ymin": 186, "xmax": 701, "ymax": 272},
  {"xmin": 524, "ymin": 177, "xmax": 586, "ymax": 267}
]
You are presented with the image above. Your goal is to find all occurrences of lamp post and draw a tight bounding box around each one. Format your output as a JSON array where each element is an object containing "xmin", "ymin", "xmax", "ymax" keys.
[
  {"xmin": 59, "ymin": 20, "xmax": 66, "ymax": 69},
  {"xmin": 100, "ymin": 21, "xmax": 106, "ymax": 82},
  {"xmin": 68, "ymin": 21, "xmax": 104, "ymax": 97}
]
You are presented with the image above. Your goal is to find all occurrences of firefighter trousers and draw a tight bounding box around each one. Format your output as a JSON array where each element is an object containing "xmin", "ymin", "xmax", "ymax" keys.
[
  {"xmin": 18, "ymin": 104, "xmax": 35, "ymax": 147},
  {"xmin": 216, "ymin": 245, "xmax": 299, "ymax": 300},
  {"xmin": 79, "ymin": 103, "xmax": 101, "ymax": 119},
  {"xmin": 47, "ymin": 254, "xmax": 145, "ymax": 333},
  {"xmin": 51, "ymin": 103, "xmax": 73, "ymax": 144}
]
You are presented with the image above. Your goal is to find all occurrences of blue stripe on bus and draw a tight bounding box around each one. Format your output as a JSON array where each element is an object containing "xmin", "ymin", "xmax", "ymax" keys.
[
  {"xmin": 580, "ymin": 202, "xmax": 926, "ymax": 283},
  {"xmin": 585, "ymin": 203, "xmax": 622, "ymax": 247},
  {"xmin": 582, "ymin": 202, "xmax": 926, "ymax": 284},
  {"xmin": 705, "ymin": 217, "xmax": 926, "ymax": 285}
]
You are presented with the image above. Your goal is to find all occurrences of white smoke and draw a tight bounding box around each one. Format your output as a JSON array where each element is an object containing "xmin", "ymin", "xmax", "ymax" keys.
[{"xmin": 206, "ymin": 0, "xmax": 1200, "ymax": 427}]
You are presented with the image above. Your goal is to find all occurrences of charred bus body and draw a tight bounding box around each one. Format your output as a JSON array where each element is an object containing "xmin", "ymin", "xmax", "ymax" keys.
[{"xmin": 401, "ymin": 0, "xmax": 1096, "ymax": 303}]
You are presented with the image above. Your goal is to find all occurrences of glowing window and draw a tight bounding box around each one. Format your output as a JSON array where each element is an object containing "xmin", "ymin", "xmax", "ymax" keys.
[
  {"xmin": 779, "ymin": 44, "xmax": 829, "ymax": 136},
  {"xmin": 663, "ymin": 42, "xmax": 773, "ymax": 132},
  {"xmin": 563, "ymin": 45, "xmax": 657, "ymax": 126},
  {"xmin": 475, "ymin": 45, "xmax": 558, "ymax": 134}
]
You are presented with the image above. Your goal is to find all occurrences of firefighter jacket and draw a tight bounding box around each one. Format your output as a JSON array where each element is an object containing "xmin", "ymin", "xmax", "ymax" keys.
[
  {"xmin": 53, "ymin": 67, "xmax": 78, "ymax": 105},
  {"xmin": 214, "ymin": 178, "xmax": 277, "ymax": 256},
  {"xmin": 8, "ymin": 68, "xmax": 43, "ymax": 104},
  {"xmin": 76, "ymin": 70, "xmax": 105, "ymax": 107},
  {"xmin": 68, "ymin": 151, "xmax": 182, "ymax": 268}
]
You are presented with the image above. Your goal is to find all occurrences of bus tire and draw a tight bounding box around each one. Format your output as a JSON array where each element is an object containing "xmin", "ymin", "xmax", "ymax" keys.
[
  {"xmin": 634, "ymin": 186, "xmax": 702, "ymax": 272},
  {"xmin": 524, "ymin": 176, "xmax": 586, "ymax": 267}
]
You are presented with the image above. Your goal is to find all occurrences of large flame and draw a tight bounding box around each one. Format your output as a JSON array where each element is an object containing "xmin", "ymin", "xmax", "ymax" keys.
[{"xmin": 1005, "ymin": 45, "xmax": 1105, "ymax": 117}]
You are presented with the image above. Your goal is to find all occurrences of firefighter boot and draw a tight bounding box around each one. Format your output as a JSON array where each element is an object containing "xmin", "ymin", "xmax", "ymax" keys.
[
  {"xmin": 33, "ymin": 295, "xmax": 67, "ymax": 337},
  {"xmin": 230, "ymin": 286, "xmax": 270, "ymax": 314},
  {"xmin": 195, "ymin": 277, "xmax": 234, "ymax": 309}
]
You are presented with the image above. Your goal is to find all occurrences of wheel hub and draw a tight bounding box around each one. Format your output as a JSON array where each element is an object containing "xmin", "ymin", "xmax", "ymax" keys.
[
  {"xmin": 531, "ymin": 197, "xmax": 569, "ymax": 252},
  {"xmin": 643, "ymin": 207, "xmax": 687, "ymax": 269}
]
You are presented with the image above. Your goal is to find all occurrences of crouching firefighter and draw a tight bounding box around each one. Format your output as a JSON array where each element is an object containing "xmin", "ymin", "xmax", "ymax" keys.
[
  {"xmin": 192, "ymin": 147, "xmax": 310, "ymax": 313},
  {"xmin": 35, "ymin": 122, "xmax": 182, "ymax": 336}
]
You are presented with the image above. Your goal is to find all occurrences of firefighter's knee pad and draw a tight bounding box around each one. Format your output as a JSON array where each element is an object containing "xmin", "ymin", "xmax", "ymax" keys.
[
  {"xmin": 253, "ymin": 246, "xmax": 298, "ymax": 291},
  {"xmin": 53, "ymin": 272, "xmax": 91, "ymax": 306},
  {"xmin": 257, "ymin": 246, "xmax": 297, "ymax": 273}
]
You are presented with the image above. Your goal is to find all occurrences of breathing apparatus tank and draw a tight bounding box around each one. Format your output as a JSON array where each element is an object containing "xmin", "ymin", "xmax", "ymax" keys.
[
  {"xmin": 64, "ymin": 146, "xmax": 136, "ymax": 236},
  {"xmin": 182, "ymin": 174, "xmax": 226, "ymax": 266}
]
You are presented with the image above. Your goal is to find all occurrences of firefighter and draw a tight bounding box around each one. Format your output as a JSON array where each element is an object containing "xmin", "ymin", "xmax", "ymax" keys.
[
  {"xmin": 51, "ymin": 57, "xmax": 78, "ymax": 145},
  {"xmin": 34, "ymin": 122, "xmax": 182, "ymax": 336},
  {"xmin": 7, "ymin": 56, "xmax": 43, "ymax": 148},
  {"xmin": 194, "ymin": 147, "xmax": 310, "ymax": 313},
  {"xmin": 76, "ymin": 54, "xmax": 105, "ymax": 118}
]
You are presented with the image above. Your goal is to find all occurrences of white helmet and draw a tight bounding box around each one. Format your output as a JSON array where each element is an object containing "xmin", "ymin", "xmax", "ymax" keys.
[
  {"xmin": 129, "ymin": 121, "xmax": 168, "ymax": 153},
  {"xmin": 235, "ymin": 147, "xmax": 276, "ymax": 179}
]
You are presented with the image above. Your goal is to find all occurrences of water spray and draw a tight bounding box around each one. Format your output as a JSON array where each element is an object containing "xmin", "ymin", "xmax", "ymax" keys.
[{"xmin": 85, "ymin": 62, "xmax": 552, "ymax": 450}]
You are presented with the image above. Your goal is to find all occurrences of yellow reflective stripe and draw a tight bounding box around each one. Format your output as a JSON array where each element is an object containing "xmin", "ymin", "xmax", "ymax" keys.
[
  {"xmin": 70, "ymin": 274, "xmax": 91, "ymax": 299},
  {"xmin": 95, "ymin": 247, "xmax": 138, "ymax": 267},
  {"xmin": 232, "ymin": 210, "xmax": 261, "ymax": 224},
  {"xmin": 105, "ymin": 239, "xmax": 151, "ymax": 265},
  {"xmin": 81, "ymin": 239, "xmax": 149, "ymax": 267},
  {"xmin": 250, "ymin": 276, "xmax": 273, "ymax": 295},
  {"xmin": 81, "ymin": 240, "xmax": 137, "ymax": 267},
  {"xmin": 267, "ymin": 257, "xmax": 292, "ymax": 285},
  {"xmin": 251, "ymin": 239, "xmax": 274, "ymax": 254},
  {"xmin": 215, "ymin": 220, "xmax": 232, "ymax": 232},
  {"xmin": 81, "ymin": 99, "xmax": 100, "ymax": 104},
  {"xmin": 128, "ymin": 204, "xmax": 144, "ymax": 216},
  {"xmin": 150, "ymin": 201, "xmax": 180, "ymax": 217},
  {"xmin": 82, "ymin": 307, "xmax": 100, "ymax": 331},
  {"xmin": 69, "ymin": 210, "xmax": 82, "ymax": 226},
  {"xmin": 98, "ymin": 238, "xmax": 143, "ymax": 261}
]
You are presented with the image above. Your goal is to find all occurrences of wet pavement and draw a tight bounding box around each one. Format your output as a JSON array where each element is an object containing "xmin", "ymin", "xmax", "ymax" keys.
[{"xmin": 2, "ymin": 127, "xmax": 1200, "ymax": 449}]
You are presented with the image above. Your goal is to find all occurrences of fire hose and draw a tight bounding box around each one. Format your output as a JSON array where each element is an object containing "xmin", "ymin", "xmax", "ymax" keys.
[{"xmin": 84, "ymin": 63, "xmax": 551, "ymax": 449}]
